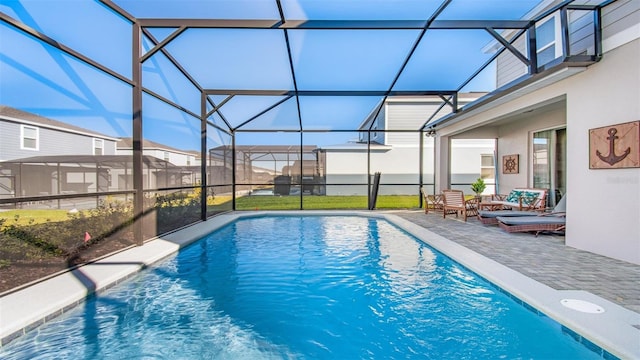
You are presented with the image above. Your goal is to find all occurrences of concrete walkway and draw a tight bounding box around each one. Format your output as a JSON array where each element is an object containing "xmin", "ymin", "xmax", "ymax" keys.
[{"xmin": 393, "ymin": 210, "xmax": 640, "ymax": 314}]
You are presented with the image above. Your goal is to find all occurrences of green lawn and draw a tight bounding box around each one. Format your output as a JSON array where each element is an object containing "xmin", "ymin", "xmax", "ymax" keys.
[
  {"xmin": 0, "ymin": 209, "xmax": 71, "ymax": 228},
  {"xmin": 235, "ymin": 195, "xmax": 420, "ymax": 210},
  {"xmin": 0, "ymin": 195, "xmax": 423, "ymax": 227}
]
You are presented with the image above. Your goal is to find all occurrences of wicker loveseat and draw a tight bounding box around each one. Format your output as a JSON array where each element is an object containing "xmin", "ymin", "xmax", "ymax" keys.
[{"xmin": 488, "ymin": 188, "xmax": 547, "ymax": 211}]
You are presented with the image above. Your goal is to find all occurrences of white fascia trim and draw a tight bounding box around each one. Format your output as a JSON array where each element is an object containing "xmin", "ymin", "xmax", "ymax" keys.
[{"xmin": 603, "ymin": 22, "xmax": 640, "ymax": 53}]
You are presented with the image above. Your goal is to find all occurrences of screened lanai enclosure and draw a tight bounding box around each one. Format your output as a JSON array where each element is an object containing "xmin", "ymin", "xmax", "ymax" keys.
[{"xmin": 0, "ymin": 0, "xmax": 606, "ymax": 290}]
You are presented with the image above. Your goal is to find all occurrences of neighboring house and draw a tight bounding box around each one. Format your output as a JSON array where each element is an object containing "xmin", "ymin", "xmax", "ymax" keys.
[
  {"xmin": 429, "ymin": 0, "xmax": 640, "ymax": 264},
  {"xmin": 0, "ymin": 106, "xmax": 118, "ymax": 160},
  {"xmin": 116, "ymin": 138, "xmax": 200, "ymax": 168},
  {"xmin": 0, "ymin": 107, "xmax": 201, "ymax": 199},
  {"xmin": 0, "ymin": 106, "xmax": 119, "ymax": 197},
  {"xmin": 116, "ymin": 137, "xmax": 202, "ymax": 188},
  {"xmin": 323, "ymin": 94, "xmax": 495, "ymax": 195},
  {"xmin": 208, "ymin": 145, "xmax": 322, "ymax": 195}
]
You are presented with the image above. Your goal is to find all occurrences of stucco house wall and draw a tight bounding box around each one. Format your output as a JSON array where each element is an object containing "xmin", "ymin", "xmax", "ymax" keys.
[
  {"xmin": 565, "ymin": 38, "xmax": 639, "ymax": 265},
  {"xmin": 450, "ymin": 140, "xmax": 497, "ymax": 194},
  {"xmin": 324, "ymin": 146, "xmax": 369, "ymax": 195},
  {"xmin": 370, "ymin": 146, "xmax": 420, "ymax": 195},
  {"xmin": 495, "ymin": 104, "xmax": 566, "ymax": 193}
]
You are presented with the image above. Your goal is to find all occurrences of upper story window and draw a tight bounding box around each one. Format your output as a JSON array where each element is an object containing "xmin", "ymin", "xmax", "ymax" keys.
[
  {"xmin": 20, "ymin": 125, "xmax": 39, "ymax": 150},
  {"xmin": 93, "ymin": 138, "xmax": 104, "ymax": 155},
  {"xmin": 535, "ymin": 14, "xmax": 561, "ymax": 67}
]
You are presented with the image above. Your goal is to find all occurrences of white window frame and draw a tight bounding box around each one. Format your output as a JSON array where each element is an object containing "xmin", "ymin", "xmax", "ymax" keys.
[
  {"xmin": 480, "ymin": 153, "xmax": 495, "ymax": 180},
  {"xmin": 93, "ymin": 138, "xmax": 104, "ymax": 155},
  {"xmin": 534, "ymin": 13, "xmax": 563, "ymax": 66},
  {"xmin": 20, "ymin": 125, "xmax": 39, "ymax": 150}
]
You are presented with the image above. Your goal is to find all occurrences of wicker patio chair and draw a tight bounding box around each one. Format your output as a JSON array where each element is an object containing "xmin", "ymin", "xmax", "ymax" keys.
[{"xmin": 421, "ymin": 188, "xmax": 443, "ymax": 214}]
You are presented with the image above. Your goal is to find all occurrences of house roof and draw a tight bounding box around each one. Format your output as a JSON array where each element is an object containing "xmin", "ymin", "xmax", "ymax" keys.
[
  {"xmin": 0, "ymin": 106, "xmax": 118, "ymax": 140},
  {"xmin": 321, "ymin": 143, "xmax": 393, "ymax": 152},
  {"xmin": 222, "ymin": 145, "xmax": 318, "ymax": 152},
  {"xmin": 357, "ymin": 92, "xmax": 488, "ymax": 130},
  {"xmin": 1, "ymin": 154, "xmax": 179, "ymax": 168},
  {"xmin": 117, "ymin": 137, "xmax": 201, "ymax": 158},
  {"xmin": 209, "ymin": 145, "xmax": 319, "ymax": 162}
]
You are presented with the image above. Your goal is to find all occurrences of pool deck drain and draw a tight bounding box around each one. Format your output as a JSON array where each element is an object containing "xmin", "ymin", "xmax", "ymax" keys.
[
  {"xmin": 561, "ymin": 299, "xmax": 605, "ymax": 313},
  {"xmin": 1, "ymin": 210, "xmax": 639, "ymax": 359}
]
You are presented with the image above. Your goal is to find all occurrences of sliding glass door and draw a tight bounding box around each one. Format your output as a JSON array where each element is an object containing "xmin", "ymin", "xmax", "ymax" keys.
[{"xmin": 533, "ymin": 128, "xmax": 566, "ymax": 206}]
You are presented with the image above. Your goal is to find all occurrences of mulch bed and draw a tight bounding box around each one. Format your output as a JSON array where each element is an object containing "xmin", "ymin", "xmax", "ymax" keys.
[{"xmin": 0, "ymin": 236, "xmax": 135, "ymax": 294}]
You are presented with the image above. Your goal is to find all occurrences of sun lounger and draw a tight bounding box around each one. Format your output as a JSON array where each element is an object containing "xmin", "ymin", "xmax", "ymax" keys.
[
  {"xmin": 477, "ymin": 209, "xmax": 541, "ymax": 225},
  {"xmin": 497, "ymin": 214, "xmax": 566, "ymax": 236}
]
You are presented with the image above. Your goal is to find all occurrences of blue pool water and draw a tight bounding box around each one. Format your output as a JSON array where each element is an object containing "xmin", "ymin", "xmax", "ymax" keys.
[{"xmin": 2, "ymin": 216, "xmax": 601, "ymax": 359}]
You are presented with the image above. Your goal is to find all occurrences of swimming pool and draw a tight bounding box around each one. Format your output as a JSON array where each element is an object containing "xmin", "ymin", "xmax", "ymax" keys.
[{"xmin": 0, "ymin": 215, "xmax": 609, "ymax": 358}]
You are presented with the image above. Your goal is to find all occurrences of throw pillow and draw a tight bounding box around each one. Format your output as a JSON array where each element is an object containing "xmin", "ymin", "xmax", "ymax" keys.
[
  {"xmin": 521, "ymin": 191, "xmax": 540, "ymax": 205},
  {"xmin": 505, "ymin": 190, "xmax": 521, "ymax": 203}
]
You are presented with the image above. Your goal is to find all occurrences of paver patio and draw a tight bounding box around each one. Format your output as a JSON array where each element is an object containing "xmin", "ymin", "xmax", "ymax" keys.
[{"xmin": 394, "ymin": 210, "xmax": 640, "ymax": 315}]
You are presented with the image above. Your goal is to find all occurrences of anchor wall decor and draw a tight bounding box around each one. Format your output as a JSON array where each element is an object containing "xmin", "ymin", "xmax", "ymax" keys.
[{"xmin": 589, "ymin": 121, "xmax": 640, "ymax": 169}]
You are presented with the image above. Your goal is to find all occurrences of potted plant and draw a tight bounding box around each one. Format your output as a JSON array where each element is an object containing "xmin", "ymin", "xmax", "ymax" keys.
[{"xmin": 470, "ymin": 177, "xmax": 486, "ymax": 198}]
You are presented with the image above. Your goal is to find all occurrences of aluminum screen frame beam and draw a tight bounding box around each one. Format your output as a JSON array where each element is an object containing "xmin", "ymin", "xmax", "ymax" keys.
[
  {"xmin": 136, "ymin": 18, "xmax": 530, "ymax": 30},
  {"xmin": 0, "ymin": 11, "xmax": 133, "ymax": 86}
]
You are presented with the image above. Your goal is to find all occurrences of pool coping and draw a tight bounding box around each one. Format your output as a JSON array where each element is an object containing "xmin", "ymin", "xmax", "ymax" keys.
[{"xmin": 1, "ymin": 211, "xmax": 638, "ymax": 359}]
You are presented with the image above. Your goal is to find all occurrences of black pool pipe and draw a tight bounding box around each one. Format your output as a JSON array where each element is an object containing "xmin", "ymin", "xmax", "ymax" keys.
[{"xmin": 369, "ymin": 172, "xmax": 381, "ymax": 210}]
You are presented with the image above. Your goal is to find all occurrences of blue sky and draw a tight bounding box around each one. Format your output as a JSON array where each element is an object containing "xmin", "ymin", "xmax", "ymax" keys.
[{"xmin": 0, "ymin": 0, "xmax": 542, "ymax": 151}]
